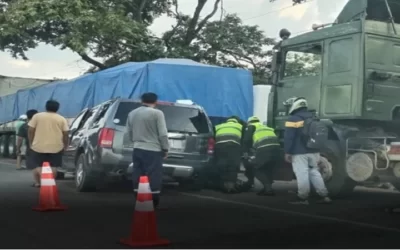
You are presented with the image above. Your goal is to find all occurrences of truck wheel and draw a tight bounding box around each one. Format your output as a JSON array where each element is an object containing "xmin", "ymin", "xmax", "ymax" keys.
[
  {"xmin": 0, "ymin": 135, "xmax": 9, "ymax": 158},
  {"xmin": 318, "ymin": 140, "xmax": 356, "ymax": 198},
  {"xmin": 390, "ymin": 181, "xmax": 400, "ymax": 192},
  {"xmin": 8, "ymin": 135, "xmax": 17, "ymax": 159},
  {"xmin": 75, "ymin": 154, "xmax": 98, "ymax": 192}
]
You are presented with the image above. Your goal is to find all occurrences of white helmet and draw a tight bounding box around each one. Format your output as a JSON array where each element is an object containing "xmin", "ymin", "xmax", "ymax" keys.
[
  {"xmin": 284, "ymin": 97, "xmax": 308, "ymax": 114},
  {"xmin": 19, "ymin": 114, "xmax": 27, "ymax": 120}
]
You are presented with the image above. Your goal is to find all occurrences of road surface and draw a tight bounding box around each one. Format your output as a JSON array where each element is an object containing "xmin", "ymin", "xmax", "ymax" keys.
[{"xmin": 1, "ymin": 159, "xmax": 400, "ymax": 248}]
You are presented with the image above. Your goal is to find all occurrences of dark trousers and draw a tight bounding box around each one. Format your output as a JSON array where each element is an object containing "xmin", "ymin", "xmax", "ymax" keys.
[
  {"xmin": 243, "ymin": 159, "xmax": 255, "ymax": 185},
  {"xmin": 252, "ymin": 147, "xmax": 281, "ymax": 191},
  {"xmin": 132, "ymin": 148, "xmax": 163, "ymax": 206},
  {"xmin": 214, "ymin": 142, "xmax": 242, "ymax": 186}
]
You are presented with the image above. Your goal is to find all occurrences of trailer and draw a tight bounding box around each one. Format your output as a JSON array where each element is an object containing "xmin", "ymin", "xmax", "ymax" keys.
[{"xmin": 0, "ymin": 58, "xmax": 254, "ymax": 159}]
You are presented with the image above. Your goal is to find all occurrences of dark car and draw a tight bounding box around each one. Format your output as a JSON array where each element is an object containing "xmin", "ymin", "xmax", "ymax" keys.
[{"xmin": 61, "ymin": 98, "xmax": 215, "ymax": 192}]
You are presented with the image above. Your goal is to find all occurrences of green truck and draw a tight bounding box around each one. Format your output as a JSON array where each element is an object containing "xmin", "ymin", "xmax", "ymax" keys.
[{"xmin": 268, "ymin": 0, "xmax": 400, "ymax": 196}]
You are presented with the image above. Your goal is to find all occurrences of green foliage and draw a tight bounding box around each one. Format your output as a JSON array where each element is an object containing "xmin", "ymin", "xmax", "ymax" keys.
[
  {"xmin": 284, "ymin": 53, "xmax": 321, "ymax": 78},
  {"xmin": 0, "ymin": 0, "xmax": 277, "ymax": 84},
  {"xmin": 0, "ymin": 0, "xmax": 170, "ymax": 69},
  {"xmin": 162, "ymin": 13, "xmax": 275, "ymax": 84}
]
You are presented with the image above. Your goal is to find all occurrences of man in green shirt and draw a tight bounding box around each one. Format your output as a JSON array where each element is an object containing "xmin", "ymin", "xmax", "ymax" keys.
[{"xmin": 15, "ymin": 114, "xmax": 27, "ymax": 170}]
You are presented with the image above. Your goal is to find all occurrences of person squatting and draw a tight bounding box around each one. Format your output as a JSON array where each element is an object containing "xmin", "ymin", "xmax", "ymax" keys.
[{"xmin": 210, "ymin": 97, "xmax": 333, "ymax": 205}]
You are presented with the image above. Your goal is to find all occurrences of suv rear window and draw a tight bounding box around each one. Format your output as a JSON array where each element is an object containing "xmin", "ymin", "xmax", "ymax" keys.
[
  {"xmin": 158, "ymin": 105, "xmax": 210, "ymax": 134},
  {"xmin": 114, "ymin": 102, "xmax": 141, "ymax": 125},
  {"xmin": 114, "ymin": 102, "xmax": 210, "ymax": 134}
]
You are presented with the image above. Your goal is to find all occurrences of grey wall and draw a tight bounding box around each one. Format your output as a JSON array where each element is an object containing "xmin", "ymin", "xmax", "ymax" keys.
[{"xmin": 0, "ymin": 75, "xmax": 54, "ymax": 97}]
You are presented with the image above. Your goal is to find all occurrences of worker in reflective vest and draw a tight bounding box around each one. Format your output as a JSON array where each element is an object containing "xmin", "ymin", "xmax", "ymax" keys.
[
  {"xmin": 242, "ymin": 116, "xmax": 281, "ymax": 196},
  {"xmin": 213, "ymin": 117, "xmax": 243, "ymax": 193}
]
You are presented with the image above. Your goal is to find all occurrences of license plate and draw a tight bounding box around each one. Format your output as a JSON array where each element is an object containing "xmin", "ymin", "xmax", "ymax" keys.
[{"xmin": 169, "ymin": 139, "xmax": 185, "ymax": 151}]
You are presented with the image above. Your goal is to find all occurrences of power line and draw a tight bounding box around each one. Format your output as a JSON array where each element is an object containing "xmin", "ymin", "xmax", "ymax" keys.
[{"xmin": 242, "ymin": 0, "xmax": 316, "ymax": 21}]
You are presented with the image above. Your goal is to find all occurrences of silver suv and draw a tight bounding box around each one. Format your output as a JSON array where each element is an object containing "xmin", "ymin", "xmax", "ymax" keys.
[{"xmin": 62, "ymin": 98, "xmax": 215, "ymax": 192}]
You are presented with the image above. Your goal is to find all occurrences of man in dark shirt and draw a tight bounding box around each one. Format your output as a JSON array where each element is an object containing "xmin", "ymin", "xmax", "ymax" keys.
[{"xmin": 16, "ymin": 109, "xmax": 38, "ymax": 185}]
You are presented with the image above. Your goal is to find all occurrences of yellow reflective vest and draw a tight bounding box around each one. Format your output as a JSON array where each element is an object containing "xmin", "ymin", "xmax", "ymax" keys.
[
  {"xmin": 252, "ymin": 122, "xmax": 279, "ymax": 149},
  {"xmin": 215, "ymin": 120, "xmax": 243, "ymax": 145}
]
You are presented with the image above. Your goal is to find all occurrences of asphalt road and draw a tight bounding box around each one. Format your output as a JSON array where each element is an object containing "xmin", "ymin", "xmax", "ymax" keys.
[{"xmin": 2, "ymin": 159, "xmax": 400, "ymax": 248}]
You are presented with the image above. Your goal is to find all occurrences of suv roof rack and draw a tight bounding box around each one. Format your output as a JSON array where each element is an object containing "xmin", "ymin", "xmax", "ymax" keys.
[{"xmin": 176, "ymin": 99, "xmax": 195, "ymax": 105}]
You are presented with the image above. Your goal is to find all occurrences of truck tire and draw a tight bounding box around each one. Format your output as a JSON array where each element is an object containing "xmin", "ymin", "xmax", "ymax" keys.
[
  {"xmin": 8, "ymin": 135, "xmax": 17, "ymax": 159},
  {"xmin": 0, "ymin": 135, "xmax": 9, "ymax": 158},
  {"xmin": 75, "ymin": 154, "xmax": 98, "ymax": 192},
  {"xmin": 319, "ymin": 140, "xmax": 356, "ymax": 197},
  {"xmin": 390, "ymin": 181, "xmax": 400, "ymax": 192}
]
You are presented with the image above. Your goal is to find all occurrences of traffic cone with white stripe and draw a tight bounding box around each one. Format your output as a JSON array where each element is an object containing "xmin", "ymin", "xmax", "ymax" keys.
[
  {"xmin": 119, "ymin": 176, "xmax": 170, "ymax": 247},
  {"xmin": 32, "ymin": 162, "xmax": 67, "ymax": 212}
]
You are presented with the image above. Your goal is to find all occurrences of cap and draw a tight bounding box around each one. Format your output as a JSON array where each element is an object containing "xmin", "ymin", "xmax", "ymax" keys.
[{"xmin": 247, "ymin": 116, "xmax": 260, "ymax": 123}]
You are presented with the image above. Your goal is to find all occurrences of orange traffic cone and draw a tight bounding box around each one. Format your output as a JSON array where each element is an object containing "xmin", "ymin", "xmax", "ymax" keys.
[
  {"xmin": 32, "ymin": 162, "xmax": 67, "ymax": 212},
  {"xmin": 119, "ymin": 176, "xmax": 170, "ymax": 247}
]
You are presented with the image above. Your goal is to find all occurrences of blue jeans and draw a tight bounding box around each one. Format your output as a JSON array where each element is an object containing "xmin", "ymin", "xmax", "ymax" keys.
[{"xmin": 132, "ymin": 148, "xmax": 163, "ymax": 205}]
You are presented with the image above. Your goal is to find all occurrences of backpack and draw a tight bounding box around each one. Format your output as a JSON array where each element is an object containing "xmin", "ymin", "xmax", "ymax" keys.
[{"xmin": 297, "ymin": 114, "xmax": 329, "ymax": 149}]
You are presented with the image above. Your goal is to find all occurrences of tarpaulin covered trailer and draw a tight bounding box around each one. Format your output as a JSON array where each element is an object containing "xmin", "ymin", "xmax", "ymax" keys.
[{"xmin": 0, "ymin": 58, "xmax": 254, "ymax": 124}]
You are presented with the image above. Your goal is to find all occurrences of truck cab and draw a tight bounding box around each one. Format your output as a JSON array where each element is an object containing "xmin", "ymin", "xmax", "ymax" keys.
[{"xmin": 268, "ymin": 0, "xmax": 400, "ymax": 196}]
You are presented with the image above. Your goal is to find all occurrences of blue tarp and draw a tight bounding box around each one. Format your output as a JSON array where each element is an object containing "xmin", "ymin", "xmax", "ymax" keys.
[{"xmin": 0, "ymin": 58, "xmax": 254, "ymax": 124}]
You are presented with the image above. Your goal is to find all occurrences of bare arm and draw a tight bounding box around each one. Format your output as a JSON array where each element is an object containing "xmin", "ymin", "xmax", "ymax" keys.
[
  {"xmin": 27, "ymin": 115, "xmax": 37, "ymax": 147},
  {"xmin": 63, "ymin": 132, "xmax": 69, "ymax": 150},
  {"xmin": 28, "ymin": 127, "xmax": 35, "ymax": 148},
  {"xmin": 62, "ymin": 118, "xmax": 69, "ymax": 150},
  {"xmin": 156, "ymin": 111, "xmax": 169, "ymax": 152}
]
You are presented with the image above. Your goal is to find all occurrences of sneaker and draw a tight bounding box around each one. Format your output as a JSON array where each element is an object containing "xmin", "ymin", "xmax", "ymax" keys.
[
  {"xmin": 316, "ymin": 197, "xmax": 332, "ymax": 204},
  {"xmin": 289, "ymin": 197, "xmax": 309, "ymax": 205},
  {"xmin": 240, "ymin": 182, "xmax": 254, "ymax": 192}
]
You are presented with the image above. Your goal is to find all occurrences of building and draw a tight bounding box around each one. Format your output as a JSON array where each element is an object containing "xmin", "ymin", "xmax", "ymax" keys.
[{"xmin": 0, "ymin": 75, "xmax": 55, "ymax": 97}]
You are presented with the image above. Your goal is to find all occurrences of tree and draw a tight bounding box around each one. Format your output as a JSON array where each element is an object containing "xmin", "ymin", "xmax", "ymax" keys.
[
  {"xmin": 0, "ymin": 0, "xmax": 171, "ymax": 69},
  {"xmin": 283, "ymin": 53, "xmax": 321, "ymax": 78},
  {"xmin": 0, "ymin": 0, "xmax": 275, "ymax": 84},
  {"xmin": 163, "ymin": 12, "xmax": 275, "ymax": 84}
]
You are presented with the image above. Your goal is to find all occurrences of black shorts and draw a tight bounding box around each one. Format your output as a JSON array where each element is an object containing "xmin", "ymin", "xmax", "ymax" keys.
[
  {"xmin": 30, "ymin": 150, "xmax": 63, "ymax": 168},
  {"xmin": 25, "ymin": 149, "xmax": 37, "ymax": 170}
]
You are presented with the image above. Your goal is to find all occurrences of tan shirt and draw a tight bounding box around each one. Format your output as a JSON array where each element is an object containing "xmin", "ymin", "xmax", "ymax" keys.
[{"xmin": 28, "ymin": 112, "xmax": 69, "ymax": 153}]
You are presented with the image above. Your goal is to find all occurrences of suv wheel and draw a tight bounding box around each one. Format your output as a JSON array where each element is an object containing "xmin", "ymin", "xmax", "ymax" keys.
[
  {"xmin": 75, "ymin": 154, "xmax": 97, "ymax": 192},
  {"xmin": 178, "ymin": 172, "xmax": 205, "ymax": 192},
  {"xmin": 56, "ymin": 172, "xmax": 65, "ymax": 180}
]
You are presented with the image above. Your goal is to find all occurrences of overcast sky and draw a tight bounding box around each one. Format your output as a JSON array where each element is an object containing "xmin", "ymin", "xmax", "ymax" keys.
[{"xmin": 0, "ymin": 0, "xmax": 348, "ymax": 80}]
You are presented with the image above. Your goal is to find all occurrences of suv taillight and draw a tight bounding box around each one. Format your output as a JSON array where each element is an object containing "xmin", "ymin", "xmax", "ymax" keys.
[
  {"xmin": 207, "ymin": 137, "xmax": 215, "ymax": 155},
  {"xmin": 98, "ymin": 128, "xmax": 115, "ymax": 148}
]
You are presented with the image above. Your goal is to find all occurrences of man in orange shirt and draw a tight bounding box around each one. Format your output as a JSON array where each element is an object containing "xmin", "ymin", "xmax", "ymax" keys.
[{"xmin": 28, "ymin": 100, "xmax": 69, "ymax": 187}]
